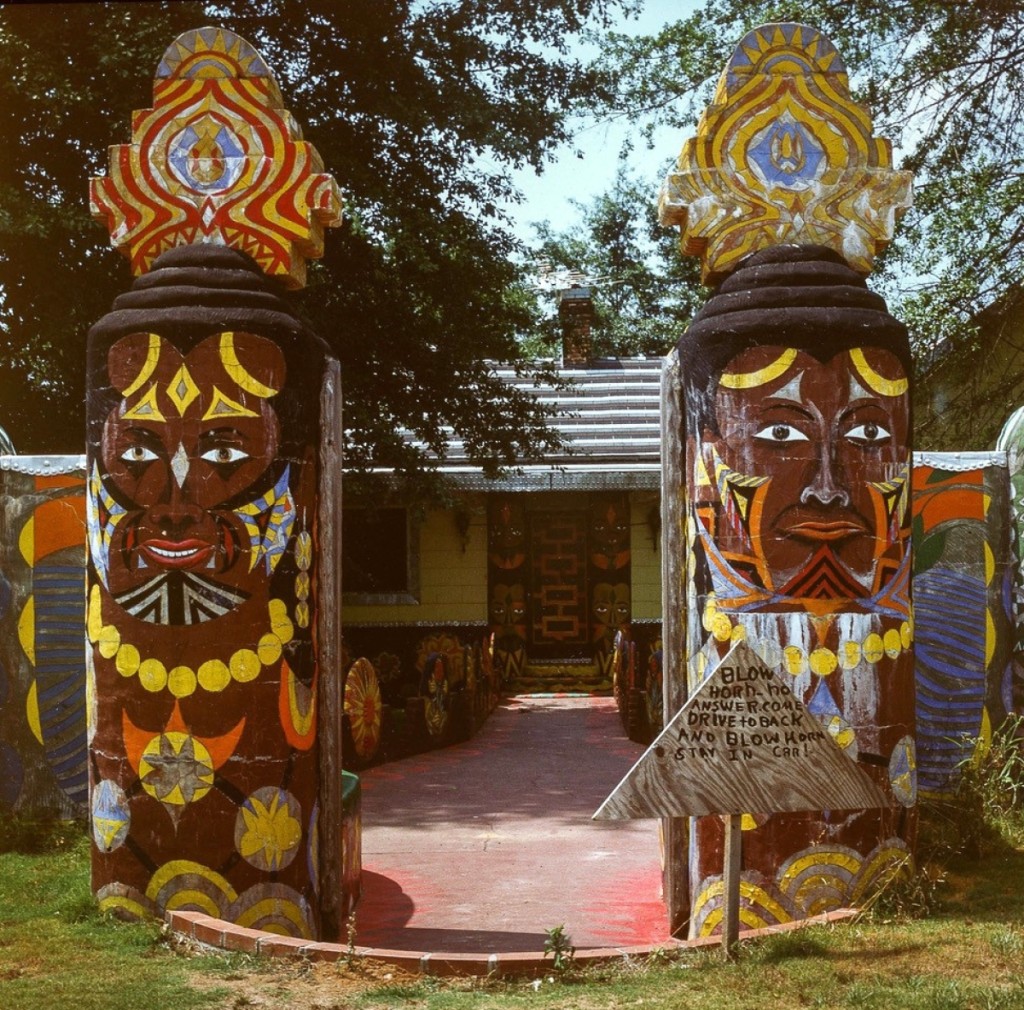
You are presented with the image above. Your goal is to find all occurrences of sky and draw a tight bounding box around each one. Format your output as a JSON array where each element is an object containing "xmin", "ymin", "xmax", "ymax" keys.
[{"xmin": 506, "ymin": 0, "xmax": 702, "ymax": 244}]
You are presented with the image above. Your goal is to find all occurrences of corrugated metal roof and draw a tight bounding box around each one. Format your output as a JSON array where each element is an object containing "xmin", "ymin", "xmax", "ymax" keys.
[{"xmin": 424, "ymin": 358, "xmax": 665, "ymax": 487}]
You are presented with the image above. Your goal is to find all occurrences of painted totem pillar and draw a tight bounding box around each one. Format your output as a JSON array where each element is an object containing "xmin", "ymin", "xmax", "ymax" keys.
[
  {"xmin": 658, "ymin": 24, "xmax": 916, "ymax": 936},
  {"xmin": 86, "ymin": 28, "xmax": 346, "ymax": 938}
]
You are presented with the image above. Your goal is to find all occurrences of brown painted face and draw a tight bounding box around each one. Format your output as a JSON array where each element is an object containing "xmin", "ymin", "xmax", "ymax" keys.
[
  {"xmin": 592, "ymin": 582, "xmax": 630, "ymax": 628},
  {"xmin": 488, "ymin": 500, "xmax": 526, "ymax": 570},
  {"xmin": 489, "ymin": 583, "xmax": 526, "ymax": 631},
  {"xmin": 591, "ymin": 503, "xmax": 628, "ymax": 553},
  {"xmin": 705, "ymin": 346, "xmax": 909, "ymax": 595},
  {"xmin": 100, "ymin": 331, "xmax": 286, "ymax": 612}
]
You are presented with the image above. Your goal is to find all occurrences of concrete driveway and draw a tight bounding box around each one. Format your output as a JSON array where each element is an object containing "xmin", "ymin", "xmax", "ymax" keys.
[{"xmin": 355, "ymin": 695, "xmax": 668, "ymax": 955}]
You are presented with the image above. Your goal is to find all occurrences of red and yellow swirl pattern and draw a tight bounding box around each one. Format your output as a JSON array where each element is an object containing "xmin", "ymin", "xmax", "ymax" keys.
[{"xmin": 89, "ymin": 27, "xmax": 341, "ymax": 289}]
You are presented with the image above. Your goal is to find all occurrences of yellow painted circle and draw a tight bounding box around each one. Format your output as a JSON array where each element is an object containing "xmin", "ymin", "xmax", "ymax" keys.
[
  {"xmin": 702, "ymin": 598, "xmax": 717, "ymax": 632},
  {"xmin": 295, "ymin": 601, "xmax": 310, "ymax": 629},
  {"xmin": 115, "ymin": 643, "xmax": 141, "ymax": 678},
  {"xmin": 730, "ymin": 623, "xmax": 747, "ymax": 643},
  {"xmin": 97, "ymin": 624, "xmax": 121, "ymax": 659},
  {"xmin": 138, "ymin": 658, "xmax": 168, "ymax": 693},
  {"xmin": 784, "ymin": 645, "xmax": 807, "ymax": 676},
  {"xmin": 840, "ymin": 639, "xmax": 861, "ymax": 669},
  {"xmin": 198, "ymin": 659, "xmax": 232, "ymax": 693},
  {"xmin": 809, "ymin": 648, "xmax": 838, "ymax": 676},
  {"xmin": 883, "ymin": 628, "xmax": 902, "ymax": 659},
  {"xmin": 269, "ymin": 600, "xmax": 294, "ymax": 643},
  {"xmin": 140, "ymin": 733, "xmax": 213, "ymax": 805},
  {"xmin": 863, "ymin": 633, "xmax": 884, "ymax": 664},
  {"xmin": 295, "ymin": 572, "xmax": 310, "ymax": 600},
  {"xmin": 168, "ymin": 665, "xmax": 198, "ymax": 699},
  {"xmin": 711, "ymin": 612, "xmax": 732, "ymax": 642},
  {"xmin": 830, "ymin": 719, "xmax": 856, "ymax": 751},
  {"xmin": 900, "ymin": 621, "xmax": 913, "ymax": 649},
  {"xmin": 230, "ymin": 648, "xmax": 261, "ymax": 683},
  {"xmin": 257, "ymin": 633, "xmax": 283, "ymax": 666}
]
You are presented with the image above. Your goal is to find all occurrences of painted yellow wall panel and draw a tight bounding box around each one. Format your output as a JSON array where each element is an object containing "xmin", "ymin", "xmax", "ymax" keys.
[
  {"xmin": 342, "ymin": 502, "xmax": 488, "ymax": 626},
  {"xmin": 630, "ymin": 491, "xmax": 662, "ymax": 620}
]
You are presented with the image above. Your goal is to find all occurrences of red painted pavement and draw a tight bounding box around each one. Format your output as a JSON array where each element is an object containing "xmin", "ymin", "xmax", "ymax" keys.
[{"xmin": 356, "ymin": 695, "xmax": 669, "ymax": 954}]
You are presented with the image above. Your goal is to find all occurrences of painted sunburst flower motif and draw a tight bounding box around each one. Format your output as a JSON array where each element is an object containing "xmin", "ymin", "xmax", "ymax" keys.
[
  {"xmin": 424, "ymin": 657, "xmax": 450, "ymax": 738},
  {"xmin": 235, "ymin": 787, "xmax": 302, "ymax": 871},
  {"xmin": 415, "ymin": 633, "xmax": 464, "ymax": 679},
  {"xmin": 344, "ymin": 658, "xmax": 382, "ymax": 760}
]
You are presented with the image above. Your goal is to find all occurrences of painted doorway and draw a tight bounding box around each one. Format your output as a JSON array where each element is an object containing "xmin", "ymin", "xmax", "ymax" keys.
[
  {"xmin": 527, "ymin": 510, "xmax": 590, "ymax": 659},
  {"xmin": 487, "ymin": 493, "xmax": 634, "ymax": 677}
]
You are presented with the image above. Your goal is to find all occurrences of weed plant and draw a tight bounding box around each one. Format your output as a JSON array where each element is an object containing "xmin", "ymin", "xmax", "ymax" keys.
[
  {"xmin": 542, "ymin": 923, "xmax": 576, "ymax": 974},
  {"xmin": 952, "ymin": 713, "xmax": 1024, "ymax": 849},
  {"xmin": 858, "ymin": 713, "xmax": 1024, "ymax": 925}
]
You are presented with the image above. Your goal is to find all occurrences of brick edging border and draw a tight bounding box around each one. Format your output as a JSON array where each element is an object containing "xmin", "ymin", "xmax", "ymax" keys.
[{"xmin": 165, "ymin": 907, "xmax": 859, "ymax": 977}]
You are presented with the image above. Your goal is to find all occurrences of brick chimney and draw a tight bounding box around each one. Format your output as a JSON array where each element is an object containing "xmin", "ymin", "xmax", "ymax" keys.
[{"xmin": 558, "ymin": 284, "xmax": 593, "ymax": 366}]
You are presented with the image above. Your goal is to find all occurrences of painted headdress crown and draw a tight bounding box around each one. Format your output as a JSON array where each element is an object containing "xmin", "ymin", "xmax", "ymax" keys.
[
  {"xmin": 90, "ymin": 27, "xmax": 342, "ymax": 289},
  {"xmin": 659, "ymin": 22, "xmax": 912, "ymax": 283}
]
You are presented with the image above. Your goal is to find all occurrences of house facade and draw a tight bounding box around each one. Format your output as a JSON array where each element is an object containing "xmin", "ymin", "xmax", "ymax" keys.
[{"xmin": 340, "ymin": 350, "xmax": 666, "ymax": 747}]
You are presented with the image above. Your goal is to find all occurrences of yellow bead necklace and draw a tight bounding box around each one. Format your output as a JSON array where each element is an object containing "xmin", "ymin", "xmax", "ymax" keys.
[
  {"xmin": 699, "ymin": 594, "xmax": 913, "ymax": 677},
  {"xmin": 87, "ymin": 583, "xmax": 295, "ymax": 698}
]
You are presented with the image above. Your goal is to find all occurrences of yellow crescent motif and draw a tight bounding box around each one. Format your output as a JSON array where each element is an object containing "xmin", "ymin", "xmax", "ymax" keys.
[
  {"xmin": 849, "ymin": 347, "xmax": 908, "ymax": 397},
  {"xmin": 219, "ymin": 332, "xmax": 279, "ymax": 398},
  {"xmin": 146, "ymin": 859, "xmax": 237, "ymax": 912},
  {"xmin": 719, "ymin": 347, "xmax": 798, "ymax": 389},
  {"xmin": 120, "ymin": 334, "xmax": 163, "ymax": 397}
]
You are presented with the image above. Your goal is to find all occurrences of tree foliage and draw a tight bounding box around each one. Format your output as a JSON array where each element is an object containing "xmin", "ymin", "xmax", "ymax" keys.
[
  {"xmin": 588, "ymin": 0, "xmax": 1024, "ymax": 447},
  {"xmin": 529, "ymin": 166, "xmax": 705, "ymax": 359},
  {"xmin": 0, "ymin": 0, "xmax": 624, "ymax": 479}
]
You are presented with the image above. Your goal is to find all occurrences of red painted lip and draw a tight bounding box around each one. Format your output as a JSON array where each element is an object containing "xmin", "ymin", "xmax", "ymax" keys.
[
  {"xmin": 783, "ymin": 521, "xmax": 868, "ymax": 542},
  {"xmin": 139, "ymin": 538, "xmax": 215, "ymax": 569}
]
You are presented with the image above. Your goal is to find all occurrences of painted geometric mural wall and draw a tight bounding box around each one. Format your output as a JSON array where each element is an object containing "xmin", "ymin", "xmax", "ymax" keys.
[
  {"xmin": 590, "ymin": 493, "xmax": 632, "ymax": 679},
  {"xmin": 912, "ymin": 454, "xmax": 1014, "ymax": 797},
  {"xmin": 0, "ymin": 458, "xmax": 88, "ymax": 818}
]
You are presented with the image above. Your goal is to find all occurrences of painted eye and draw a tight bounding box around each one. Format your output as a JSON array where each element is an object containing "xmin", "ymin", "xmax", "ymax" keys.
[
  {"xmin": 754, "ymin": 424, "xmax": 809, "ymax": 443},
  {"xmin": 121, "ymin": 445, "xmax": 158, "ymax": 463},
  {"xmin": 200, "ymin": 446, "xmax": 249, "ymax": 464},
  {"xmin": 845, "ymin": 422, "xmax": 891, "ymax": 445}
]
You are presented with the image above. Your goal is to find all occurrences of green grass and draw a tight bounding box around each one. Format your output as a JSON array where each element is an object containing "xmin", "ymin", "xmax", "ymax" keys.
[
  {"xmin": 6, "ymin": 799, "xmax": 1024, "ymax": 1010},
  {"xmin": 0, "ymin": 825, "xmax": 236, "ymax": 1010}
]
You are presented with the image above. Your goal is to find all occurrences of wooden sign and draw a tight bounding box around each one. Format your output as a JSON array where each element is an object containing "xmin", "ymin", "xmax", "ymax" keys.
[{"xmin": 595, "ymin": 639, "xmax": 887, "ymax": 820}]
